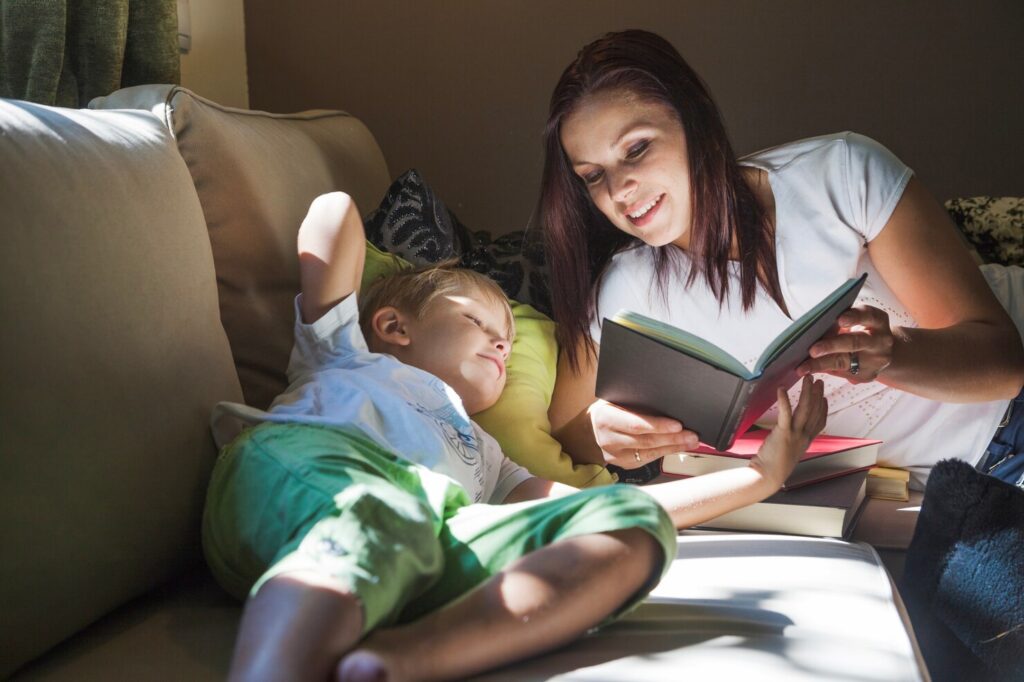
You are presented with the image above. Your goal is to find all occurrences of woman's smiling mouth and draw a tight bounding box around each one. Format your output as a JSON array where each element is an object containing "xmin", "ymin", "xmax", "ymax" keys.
[{"xmin": 626, "ymin": 194, "xmax": 663, "ymax": 226}]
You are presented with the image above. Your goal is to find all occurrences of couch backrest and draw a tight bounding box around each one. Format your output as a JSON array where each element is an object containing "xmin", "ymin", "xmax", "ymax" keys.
[
  {"xmin": 91, "ymin": 85, "xmax": 392, "ymax": 410},
  {"xmin": 0, "ymin": 99, "xmax": 244, "ymax": 676}
]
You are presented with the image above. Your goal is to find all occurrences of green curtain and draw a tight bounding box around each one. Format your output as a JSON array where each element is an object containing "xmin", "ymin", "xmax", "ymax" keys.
[{"xmin": 0, "ymin": 0, "xmax": 179, "ymax": 107}]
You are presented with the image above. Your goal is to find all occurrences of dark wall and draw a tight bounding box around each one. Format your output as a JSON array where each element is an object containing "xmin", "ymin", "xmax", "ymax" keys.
[{"xmin": 244, "ymin": 0, "xmax": 1023, "ymax": 234}]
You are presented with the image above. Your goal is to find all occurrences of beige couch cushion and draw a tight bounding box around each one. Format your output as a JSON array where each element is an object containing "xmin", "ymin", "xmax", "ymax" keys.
[
  {"xmin": 0, "ymin": 99, "xmax": 243, "ymax": 676},
  {"xmin": 92, "ymin": 86, "xmax": 391, "ymax": 409},
  {"xmin": 10, "ymin": 535, "xmax": 923, "ymax": 681}
]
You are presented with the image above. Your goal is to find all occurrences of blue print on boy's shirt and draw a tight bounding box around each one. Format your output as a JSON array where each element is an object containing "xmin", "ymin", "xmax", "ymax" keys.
[
  {"xmin": 409, "ymin": 378, "xmax": 486, "ymax": 493},
  {"xmin": 411, "ymin": 399, "xmax": 478, "ymax": 463}
]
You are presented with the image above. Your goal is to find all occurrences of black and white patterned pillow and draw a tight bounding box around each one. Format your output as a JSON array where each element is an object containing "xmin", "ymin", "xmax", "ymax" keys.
[
  {"xmin": 364, "ymin": 169, "xmax": 474, "ymax": 264},
  {"xmin": 945, "ymin": 197, "xmax": 1023, "ymax": 267},
  {"xmin": 364, "ymin": 169, "xmax": 552, "ymax": 316}
]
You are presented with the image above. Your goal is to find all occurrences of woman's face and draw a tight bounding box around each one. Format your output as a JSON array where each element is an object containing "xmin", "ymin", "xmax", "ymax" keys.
[{"xmin": 560, "ymin": 89, "xmax": 693, "ymax": 249}]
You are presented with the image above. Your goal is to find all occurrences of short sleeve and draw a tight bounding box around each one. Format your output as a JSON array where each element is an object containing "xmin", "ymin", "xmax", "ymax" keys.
[
  {"xmin": 480, "ymin": 429, "xmax": 535, "ymax": 503},
  {"xmin": 843, "ymin": 133, "xmax": 914, "ymax": 243},
  {"xmin": 285, "ymin": 293, "xmax": 369, "ymax": 383}
]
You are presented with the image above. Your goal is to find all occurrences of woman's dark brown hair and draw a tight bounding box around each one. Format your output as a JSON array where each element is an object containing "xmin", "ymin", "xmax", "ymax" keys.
[{"xmin": 539, "ymin": 29, "xmax": 786, "ymax": 370}]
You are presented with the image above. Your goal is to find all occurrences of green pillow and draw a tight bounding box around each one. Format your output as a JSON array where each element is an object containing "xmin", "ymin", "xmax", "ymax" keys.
[{"xmin": 362, "ymin": 241, "xmax": 614, "ymax": 488}]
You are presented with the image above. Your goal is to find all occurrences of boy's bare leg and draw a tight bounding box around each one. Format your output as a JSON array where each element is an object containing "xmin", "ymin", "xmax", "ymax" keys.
[
  {"xmin": 228, "ymin": 571, "xmax": 364, "ymax": 682},
  {"xmin": 337, "ymin": 527, "xmax": 660, "ymax": 682}
]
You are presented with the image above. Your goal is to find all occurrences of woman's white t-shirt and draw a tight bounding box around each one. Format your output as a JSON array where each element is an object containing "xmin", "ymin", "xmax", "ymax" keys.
[{"xmin": 591, "ymin": 132, "xmax": 1012, "ymax": 489}]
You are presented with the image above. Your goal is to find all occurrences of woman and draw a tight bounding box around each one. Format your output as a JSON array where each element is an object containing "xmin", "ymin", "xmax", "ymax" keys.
[{"xmin": 540, "ymin": 29, "xmax": 1024, "ymax": 489}]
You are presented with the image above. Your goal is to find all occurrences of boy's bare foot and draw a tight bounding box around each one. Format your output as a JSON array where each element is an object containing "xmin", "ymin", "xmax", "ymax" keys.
[
  {"xmin": 336, "ymin": 649, "xmax": 391, "ymax": 682},
  {"xmin": 337, "ymin": 630, "xmax": 411, "ymax": 682}
]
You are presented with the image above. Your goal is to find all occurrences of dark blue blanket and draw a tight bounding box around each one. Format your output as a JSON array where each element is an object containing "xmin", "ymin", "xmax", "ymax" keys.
[{"xmin": 901, "ymin": 460, "xmax": 1024, "ymax": 680}]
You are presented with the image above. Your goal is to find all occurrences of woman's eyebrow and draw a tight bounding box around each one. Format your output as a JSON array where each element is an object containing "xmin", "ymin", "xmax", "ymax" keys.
[
  {"xmin": 613, "ymin": 120, "xmax": 654, "ymax": 145},
  {"xmin": 570, "ymin": 121, "xmax": 655, "ymax": 167}
]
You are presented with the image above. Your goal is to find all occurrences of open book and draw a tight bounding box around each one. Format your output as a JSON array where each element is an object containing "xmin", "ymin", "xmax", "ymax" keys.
[{"xmin": 596, "ymin": 274, "xmax": 867, "ymax": 450}]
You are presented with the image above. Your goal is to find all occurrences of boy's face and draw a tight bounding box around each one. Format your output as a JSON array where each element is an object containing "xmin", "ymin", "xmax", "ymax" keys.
[{"xmin": 399, "ymin": 286, "xmax": 512, "ymax": 415}]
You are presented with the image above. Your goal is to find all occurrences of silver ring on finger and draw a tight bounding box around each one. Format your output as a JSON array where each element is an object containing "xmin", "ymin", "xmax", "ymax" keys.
[
  {"xmin": 634, "ymin": 450, "xmax": 642, "ymax": 463},
  {"xmin": 849, "ymin": 352, "xmax": 860, "ymax": 375}
]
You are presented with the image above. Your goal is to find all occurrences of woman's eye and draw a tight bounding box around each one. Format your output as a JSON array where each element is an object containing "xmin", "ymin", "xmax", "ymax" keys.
[
  {"xmin": 626, "ymin": 140, "xmax": 650, "ymax": 160},
  {"xmin": 582, "ymin": 170, "xmax": 604, "ymax": 185}
]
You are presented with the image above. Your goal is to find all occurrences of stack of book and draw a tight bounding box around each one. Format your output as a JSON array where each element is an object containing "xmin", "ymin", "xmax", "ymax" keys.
[{"xmin": 660, "ymin": 430, "xmax": 882, "ymax": 538}]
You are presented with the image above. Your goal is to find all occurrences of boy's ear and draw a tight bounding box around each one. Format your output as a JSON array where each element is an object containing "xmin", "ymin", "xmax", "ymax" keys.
[{"xmin": 369, "ymin": 306, "xmax": 412, "ymax": 347}]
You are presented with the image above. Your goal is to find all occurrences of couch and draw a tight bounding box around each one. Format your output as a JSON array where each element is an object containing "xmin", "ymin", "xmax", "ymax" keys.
[{"xmin": 1, "ymin": 86, "xmax": 927, "ymax": 680}]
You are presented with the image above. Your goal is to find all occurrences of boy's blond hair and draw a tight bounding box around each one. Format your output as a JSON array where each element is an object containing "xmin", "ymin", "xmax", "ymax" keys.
[{"xmin": 359, "ymin": 259, "xmax": 515, "ymax": 342}]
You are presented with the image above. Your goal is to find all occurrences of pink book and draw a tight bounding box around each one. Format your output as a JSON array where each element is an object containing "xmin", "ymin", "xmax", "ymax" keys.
[{"xmin": 661, "ymin": 429, "xmax": 881, "ymax": 490}]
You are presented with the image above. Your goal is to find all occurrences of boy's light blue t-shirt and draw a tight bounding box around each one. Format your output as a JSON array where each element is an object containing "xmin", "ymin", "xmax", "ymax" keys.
[{"xmin": 212, "ymin": 294, "xmax": 532, "ymax": 504}]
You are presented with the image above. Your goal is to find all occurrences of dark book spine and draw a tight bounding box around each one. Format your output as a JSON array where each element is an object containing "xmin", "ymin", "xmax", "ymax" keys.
[{"xmin": 715, "ymin": 380, "xmax": 757, "ymax": 450}]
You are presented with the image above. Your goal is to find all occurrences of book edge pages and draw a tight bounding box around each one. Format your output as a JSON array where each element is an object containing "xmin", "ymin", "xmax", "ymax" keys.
[
  {"xmin": 697, "ymin": 500, "xmax": 848, "ymax": 537},
  {"xmin": 696, "ymin": 477, "xmax": 868, "ymax": 538},
  {"xmin": 753, "ymin": 273, "xmax": 867, "ymax": 371}
]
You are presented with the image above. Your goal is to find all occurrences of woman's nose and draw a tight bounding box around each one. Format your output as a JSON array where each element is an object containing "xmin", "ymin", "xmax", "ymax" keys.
[{"xmin": 609, "ymin": 171, "xmax": 637, "ymax": 204}]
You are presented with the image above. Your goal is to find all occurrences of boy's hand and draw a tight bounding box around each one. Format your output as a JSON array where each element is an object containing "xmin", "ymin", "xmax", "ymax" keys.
[{"xmin": 749, "ymin": 375, "xmax": 827, "ymax": 492}]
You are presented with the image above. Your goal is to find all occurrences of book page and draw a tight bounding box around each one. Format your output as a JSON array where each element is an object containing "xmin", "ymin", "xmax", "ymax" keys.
[{"xmin": 755, "ymin": 275, "xmax": 866, "ymax": 371}]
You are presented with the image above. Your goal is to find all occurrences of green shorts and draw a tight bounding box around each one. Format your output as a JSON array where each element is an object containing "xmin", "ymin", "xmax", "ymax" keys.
[{"xmin": 202, "ymin": 422, "xmax": 676, "ymax": 633}]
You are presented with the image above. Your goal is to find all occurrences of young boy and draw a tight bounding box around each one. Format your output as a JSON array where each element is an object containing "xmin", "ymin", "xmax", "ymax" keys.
[{"xmin": 203, "ymin": 192, "xmax": 827, "ymax": 681}]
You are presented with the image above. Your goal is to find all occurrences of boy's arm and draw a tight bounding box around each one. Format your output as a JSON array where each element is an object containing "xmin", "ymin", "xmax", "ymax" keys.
[
  {"xmin": 502, "ymin": 477, "xmax": 578, "ymax": 503},
  {"xmin": 297, "ymin": 192, "xmax": 367, "ymax": 325},
  {"xmin": 641, "ymin": 376, "xmax": 827, "ymax": 529}
]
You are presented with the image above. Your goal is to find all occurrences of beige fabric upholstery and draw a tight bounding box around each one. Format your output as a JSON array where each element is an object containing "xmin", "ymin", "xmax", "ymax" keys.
[
  {"xmin": 11, "ymin": 572, "xmax": 238, "ymax": 681},
  {"xmin": 92, "ymin": 86, "xmax": 392, "ymax": 409},
  {"xmin": 0, "ymin": 99, "xmax": 243, "ymax": 677},
  {"xmin": 11, "ymin": 535, "xmax": 924, "ymax": 681}
]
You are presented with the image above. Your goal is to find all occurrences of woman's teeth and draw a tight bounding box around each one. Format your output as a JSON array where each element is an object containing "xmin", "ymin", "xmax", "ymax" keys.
[{"xmin": 629, "ymin": 195, "xmax": 661, "ymax": 219}]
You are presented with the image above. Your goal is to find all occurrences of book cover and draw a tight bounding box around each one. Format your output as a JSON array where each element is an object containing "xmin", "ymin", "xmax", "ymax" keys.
[
  {"xmin": 696, "ymin": 469, "xmax": 869, "ymax": 538},
  {"xmin": 662, "ymin": 430, "xmax": 881, "ymax": 490},
  {"xmin": 596, "ymin": 274, "xmax": 867, "ymax": 451}
]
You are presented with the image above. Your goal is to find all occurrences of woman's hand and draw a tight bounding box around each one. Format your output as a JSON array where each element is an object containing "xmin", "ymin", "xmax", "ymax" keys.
[
  {"xmin": 749, "ymin": 376, "xmax": 828, "ymax": 491},
  {"xmin": 588, "ymin": 399, "xmax": 700, "ymax": 469},
  {"xmin": 798, "ymin": 305, "xmax": 898, "ymax": 383}
]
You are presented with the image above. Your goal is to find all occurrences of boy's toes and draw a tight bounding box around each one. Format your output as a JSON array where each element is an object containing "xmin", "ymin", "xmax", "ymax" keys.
[{"xmin": 336, "ymin": 650, "xmax": 390, "ymax": 682}]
